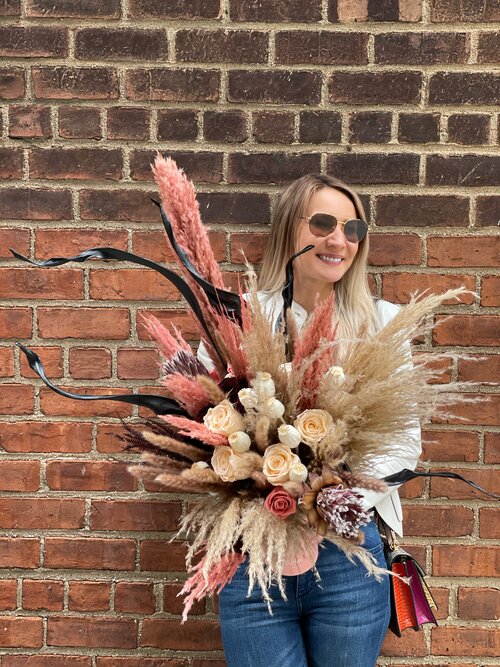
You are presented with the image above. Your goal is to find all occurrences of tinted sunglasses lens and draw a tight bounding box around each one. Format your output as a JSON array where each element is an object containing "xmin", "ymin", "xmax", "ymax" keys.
[
  {"xmin": 344, "ymin": 219, "xmax": 368, "ymax": 243},
  {"xmin": 309, "ymin": 213, "xmax": 336, "ymax": 237}
]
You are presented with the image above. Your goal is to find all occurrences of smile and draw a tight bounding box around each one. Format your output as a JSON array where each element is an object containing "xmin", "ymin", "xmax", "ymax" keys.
[{"xmin": 317, "ymin": 255, "xmax": 343, "ymax": 264}]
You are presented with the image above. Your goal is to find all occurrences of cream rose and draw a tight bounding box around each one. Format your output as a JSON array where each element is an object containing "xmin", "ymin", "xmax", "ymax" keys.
[
  {"xmin": 263, "ymin": 443, "xmax": 301, "ymax": 485},
  {"xmin": 294, "ymin": 409, "xmax": 333, "ymax": 446},
  {"xmin": 203, "ymin": 399, "xmax": 244, "ymax": 436},
  {"xmin": 211, "ymin": 446, "xmax": 237, "ymax": 482}
]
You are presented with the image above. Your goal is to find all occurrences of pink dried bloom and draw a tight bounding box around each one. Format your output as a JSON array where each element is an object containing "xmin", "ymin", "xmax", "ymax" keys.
[
  {"xmin": 264, "ymin": 486, "xmax": 297, "ymax": 519},
  {"xmin": 164, "ymin": 373, "xmax": 212, "ymax": 416},
  {"xmin": 161, "ymin": 415, "xmax": 228, "ymax": 446},
  {"xmin": 316, "ymin": 485, "xmax": 371, "ymax": 540},
  {"xmin": 141, "ymin": 313, "xmax": 189, "ymax": 359}
]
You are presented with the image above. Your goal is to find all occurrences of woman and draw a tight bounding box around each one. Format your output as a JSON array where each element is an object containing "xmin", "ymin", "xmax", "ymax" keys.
[{"xmin": 199, "ymin": 173, "xmax": 421, "ymax": 667}]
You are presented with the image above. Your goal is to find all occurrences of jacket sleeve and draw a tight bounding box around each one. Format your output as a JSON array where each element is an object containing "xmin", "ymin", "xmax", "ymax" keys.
[{"xmin": 196, "ymin": 339, "xmax": 215, "ymax": 373}]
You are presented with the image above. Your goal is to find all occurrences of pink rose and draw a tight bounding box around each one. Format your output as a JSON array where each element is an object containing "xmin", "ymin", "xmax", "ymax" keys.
[{"xmin": 264, "ymin": 486, "xmax": 297, "ymax": 519}]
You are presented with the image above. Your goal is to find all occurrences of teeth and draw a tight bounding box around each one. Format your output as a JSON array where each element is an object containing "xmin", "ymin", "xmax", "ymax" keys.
[{"xmin": 318, "ymin": 255, "xmax": 342, "ymax": 264}]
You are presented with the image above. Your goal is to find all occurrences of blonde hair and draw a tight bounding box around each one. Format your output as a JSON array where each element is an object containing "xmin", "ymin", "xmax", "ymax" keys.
[{"xmin": 258, "ymin": 173, "xmax": 378, "ymax": 341}]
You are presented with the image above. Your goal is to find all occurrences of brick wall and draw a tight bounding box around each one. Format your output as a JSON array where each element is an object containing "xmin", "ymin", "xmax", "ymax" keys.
[{"xmin": 0, "ymin": 0, "xmax": 498, "ymax": 664}]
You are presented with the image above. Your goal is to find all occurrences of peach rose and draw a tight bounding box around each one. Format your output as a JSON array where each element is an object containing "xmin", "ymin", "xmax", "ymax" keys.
[
  {"xmin": 211, "ymin": 446, "xmax": 237, "ymax": 482},
  {"xmin": 203, "ymin": 399, "xmax": 244, "ymax": 436},
  {"xmin": 294, "ymin": 409, "xmax": 333, "ymax": 446},
  {"xmin": 263, "ymin": 443, "xmax": 301, "ymax": 485},
  {"xmin": 264, "ymin": 486, "xmax": 297, "ymax": 519}
]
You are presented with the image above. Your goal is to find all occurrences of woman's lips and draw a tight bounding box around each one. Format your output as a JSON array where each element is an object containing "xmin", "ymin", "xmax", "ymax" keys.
[{"xmin": 317, "ymin": 254, "xmax": 343, "ymax": 264}]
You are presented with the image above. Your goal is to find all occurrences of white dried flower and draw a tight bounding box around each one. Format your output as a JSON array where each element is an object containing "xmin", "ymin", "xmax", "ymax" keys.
[
  {"xmin": 253, "ymin": 371, "xmax": 275, "ymax": 399},
  {"xmin": 228, "ymin": 430, "xmax": 251, "ymax": 453},
  {"xmin": 277, "ymin": 424, "xmax": 301, "ymax": 448},
  {"xmin": 266, "ymin": 397, "xmax": 285, "ymax": 419},
  {"xmin": 238, "ymin": 387, "xmax": 258, "ymax": 410},
  {"xmin": 289, "ymin": 462, "xmax": 308, "ymax": 483},
  {"xmin": 191, "ymin": 461, "xmax": 209, "ymax": 470},
  {"xmin": 326, "ymin": 366, "xmax": 345, "ymax": 382}
]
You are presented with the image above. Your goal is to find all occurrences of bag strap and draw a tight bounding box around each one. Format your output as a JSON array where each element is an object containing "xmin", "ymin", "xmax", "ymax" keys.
[{"xmin": 383, "ymin": 468, "xmax": 499, "ymax": 500}]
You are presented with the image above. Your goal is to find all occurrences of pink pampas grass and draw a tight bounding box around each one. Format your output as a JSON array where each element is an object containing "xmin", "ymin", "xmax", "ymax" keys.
[
  {"xmin": 141, "ymin": 313, "xmax": 190, "ymax": 359},
  {"xmin": 164, "ymin": 373, "xmax": 212, "ymax": 416},
  {"xmin": 152, "ymin": 154, "xmax": 224, "ymax": 288},
  {"xmin": 162, "ymin": 415, "xmax": 228, "ymax": 446}
]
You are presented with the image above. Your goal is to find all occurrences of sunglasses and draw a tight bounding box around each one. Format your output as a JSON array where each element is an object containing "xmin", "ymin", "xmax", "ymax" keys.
[{"xmin": 301, "ymin": 213, "xmax": 368, "ymax": 244}]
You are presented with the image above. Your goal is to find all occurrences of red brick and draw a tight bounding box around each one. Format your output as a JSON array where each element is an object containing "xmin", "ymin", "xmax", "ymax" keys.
[
  {"xmin": 229, "ymin": 152, "xmax": 320, "ymax": 185},
  {"xmin": 47, "ymin": 616, "xmax": 137, "ymax": 649},
  {"xmin": 0, "ymin": 148, "xmax": 23, "ymax": 179},
  {"xmin": 0, "ymin": 580, "xmax": 17, "ymax": 611},
  {"xmin": 3, "ymin": 658, "xmax": 91, "ymax": 667},
  {"xmin": 430, "ymin": 0, "xmax": 499, "ymax": 22},
  {"xmin": 35, "ymin": 228, "xmax": 127, "ymax": 258},
  {"xmin": 69, "ymin": 581, "xmax": 110, "ymax": 612},
  {"xmin": 0, "ymin": 307, "xmax": 32, "ymax": 338},
  {"xmin": 0, "ymin": 187, "xmax": 72, "ymax": 221},
  {"xmin": 427, "ymin": 236, "xmax": 499, "ymax": 267},
  {"xmin": 126, "ymin": 68, "xmax": 219, "ymax": 102},
  {"xmin": 433, "ymin": 315, "xmax": 499, "ymax": 347},
  {"xmin": 45, "ymin": 537, "xmax": 136, "ymax": 570},
  {"xmin": 368, "ymin": 233, "xmax": 422, "ymax": 266},
  {"xmin": 484, "ymin": 432, "xmax": 500, "ymax": 464},
  {"xmin": 481, "ymin": 275, "xmax": 500, "ymax": 306},
  {"xmin": 458, "ymin": 354, "xmax": 500, "ymax": 383},
  {"xmin": 130, "ymin": 0, "xmax": 219, "ymax": 18},
  {"xmin": 252, "ymin": 111, "xmax": 295, "ymax": 144},
  {"xmin": 422, "ymin": 429, "xmax": 479, "ymax": 462},
  {"xmin": 26, "ymin": 0, "xmax": 120, "ymax": 18},
  {"xmin": 431, "ymin": 626, "xmax": 499, "ymax": 657},
  {"xmin": 0, "ymin": 267, "xmax": 83, "ymax": 299},
  {"xmin": 33, "ymin": 67, "xmax": 119, "ymax": 100},
  {"xmin": 329, "ymin": 72, "xmax": 422, "ymax": 104},
  {"xmin": 0, "ymin": 228, "xmax": 29, "ymax": 258},
  {"xmin": 0, "ymin": 346, "xmax": 13, "ymax": 376},
  {"xmin": 115, "ymin": 582, "xmax": 156, "ymax": 613},
  {"xmin": 382, "ymin": 273, "xmax": 475, "ymax": 304},
  {"xmin": 432, "ymin": 393, "xmax": 500, "ymax": 427},
  {"xmin": 433, "ymin": 545, "xmax": 499, "ymax": 577},
  {"xmin": 0, "ymin": 421, "xmax": 92, "ymax": 453},
  {"xmin": 458, "ymin": 587, "xmax": 499, "ymax": 620},
  {"xmin": 20, "ymin": 345, "xmax": 63, "ymax": 379},
  {"xmin": 38, "ymin": 307, "xmax": 130, "ymax": 339},
  {"xmin": 46, "ymin": 460, "xmax": 136, "ymax": 492},
  {"xmin": 177, "ymin": 29, "xmax": 267, "ymax": 64},
  {"xmin": 117, "ymin": 348, "xmax": 159, "ymax": 380},
  {"xmin": 40, "ymin": 386, "xmax": 132, "ymax": 418},
  {"xmin": 8, "ymin": 104, "xmax": 51, "ymax": 138},
  {"xmin": 192, "ymin": 662, "xmax": 226, "ymax": 667},
  {"xmin": 0, "ymin": 384, "xmax": 34, "ymax": 415},
  {"xmin": 96, "ymin": 422, "xmax": 129, "ymax": 453},
  {"xmin": 0, "ymin": 498, "xmax": 84, "ymax": 530},
  {"xmin": 0, "ymin": 68, "xmax": 25, "ymax": 99},
  {"xmin": 0, "ymin": 616, "xmax": 43, "ymax": 648},
  {"xmin": 380, "ymin": 627, "xmax": 427, "ymax": 657},
  {"xmin": 90, "ymin": 500, "xmax": 180, "ymax": 532},
  {"xmin": 158, "ymin": 108, "xmax": 198, "ymax": 141},
  {"xmin": 0, "ymin": 461, "xmax": 39, "ymax": 491},
  {"xmin": 479, "ymin": 507, "xmax": 500, "ymax": 539},
  {"xmin": 136, "ymin": 309, "xmax": 200, "ymax": 342},
  {"xmin": 429, "ymin": 587, "xmax": 450, "ymax": 620},
  {"xmin": 107, "ymin": 107, "xmax": 150, "ymax": 141},
  {"xmin": 0, "ymin": 26, "xmax": 68, "ymax": 57},
  {"xmin": 69, "ymin": 347, "xmax": 112, "ymax": 379},
  {"xmin": 375, "ymin": 32, "xmax": 468, "ymax": 64},
  {"xmin": 76, "ymin": 28, "xmax": 167, "ymax": 61},
  {"xmin": 228, "ymin": 70, "xmax": 321, "ymax": 104},
  {"xmin": 430, "ymin": 468, "xmax": 499, "ymax": 500},
  {"xmin": 133, "ymin": 229, "xmax": 225, "ymax": 264},
  {"xmin": 0, "ymin": 538, "xmax": 39, "ymax": 568},
  {"xmin": 79, "ymin": 189, "xmax": 156, "ymax": 222},
  {"xmin": 22, "ymin": 579, "xmax": 64, "ymax": 611},
  {"xmin": 275, "ymin": 31, "xmax": 367, "ymax": 65},
  {"xmin": 141, "ymin": 619, "xmax": 222, "ymax": 650},
  {"xmin": 230, "ymin": 233, "xmax": 267, "ymax": 263},
  {"xmin": 403, "ymin": 505, "xmax": 473, "ymax": 537},
  {"xmin": 163, "ymin": 582, "xmax": 204, "ymax": 615},
  {"xmin": 89, "ymin": 268, "xmax": 180, "ymax": 301},
  {"xmin": 58, "ymin": 106, "xmax": 101, "ymax": 139},
  {"xmin": 30, "ymin": 148, "xmax": 122, "ymax": 181},
  {"xmin": 198, "ymin": 192, "xmax": 270, "ymax": 225},
  {"xmin": 0, "ymin": 0, "xmax": 20, "ymax": 15},
  {"xmin": 97, "ymin": 659, "xmax": 186, "ymax": 667},
  {"xmin": 140, "ymin": 541, "xmax": 187, "ymax": 572},
  {"xmin": 327, "ymin": 153, "xmax": 419, "ymax": 185}
]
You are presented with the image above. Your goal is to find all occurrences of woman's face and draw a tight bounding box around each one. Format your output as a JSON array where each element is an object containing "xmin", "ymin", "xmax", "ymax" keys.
[{"xmin": 294, "ymin": 187, "xmax": 360, "ymax": 290}]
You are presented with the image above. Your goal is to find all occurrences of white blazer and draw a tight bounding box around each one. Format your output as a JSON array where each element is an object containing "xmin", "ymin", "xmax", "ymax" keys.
[{"xmin": 197, "ymin": 292, "xmax": 421, "ymax": 537}]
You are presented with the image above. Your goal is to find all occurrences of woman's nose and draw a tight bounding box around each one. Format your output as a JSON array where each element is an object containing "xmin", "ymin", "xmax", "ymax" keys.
[{"xmin": 324, "ymin": 225, "xmax": 346, "ymax": 245}]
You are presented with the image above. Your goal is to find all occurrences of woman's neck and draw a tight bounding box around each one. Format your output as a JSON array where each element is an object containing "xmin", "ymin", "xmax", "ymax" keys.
[{"xmin": 292, "ymin": 281, "xmax": 333, "ymax": 315}]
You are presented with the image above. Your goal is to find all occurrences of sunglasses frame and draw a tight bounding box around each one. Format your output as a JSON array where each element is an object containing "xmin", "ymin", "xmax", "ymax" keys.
[{"xmin": 300, "ymin": 213, "xmax": 368, "ymax": 243}]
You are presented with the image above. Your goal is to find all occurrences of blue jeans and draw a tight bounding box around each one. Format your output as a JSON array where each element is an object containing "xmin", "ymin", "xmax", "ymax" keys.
[{"xmin": 219, "ymin": 520, "xmax": 390, "ymax": 667}]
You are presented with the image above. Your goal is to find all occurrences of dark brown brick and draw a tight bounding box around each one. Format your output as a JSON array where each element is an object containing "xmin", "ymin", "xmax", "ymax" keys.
[
  {"xmin": 229, "ymin": 70, "xmax": 321, "ymax": 105},
  {"xmin": 80, "ymin": 189, "xmax": 156, "ymax": 222},
  {"xmin": 0, "ymin": 0, "xmax": 20, "ymax": 15},
  {"xmin": 230, "ymin": 0, "xmax": 322, "ymax": 21},
  {"xmin": 368, "ymin": 233, "xmax": 422, "ymax": 266},
  {"xmin": 130, "ymin": 150, "xmax": 222, "ymax": 184},
  {"xmin": 275, "ymin": 31, "xmax": 367, "ymax": 65},
  {"xmin": 478, "ymin": 32, "xmax": 500, "ymax": 63},
  {"xmin": 447, "ymin": 114, "xmax": 490, "ymax": 145},
  {"xmin": 375, "ymin": 32, "xmax": 468, "ymax": 64},
  {"xmin": 0, "ymin": 27, "xmax": 68, "ymax": 58},
  {"xmin": 107, "ymin": 107, "xmax": 149, "ymax": 141},
  {"xmin": 9, "ymin": 105, "xmax": 51, "ymax": 139},
  {"xmin": 398, "ymin": 113, "xmax": 439, "ymax": 143},
  {"xmin": 176, "ymin": 30, "xmax": 267, "ymax": 64},
  {"xmin": 198, "ymin": 192, "xmax": 270, "ymax": 224},
  {"xmin": 126, "ymin": 69, "xmax": 219, "ymax": 102},
  {"xmin": 429, "ymin": 72, "xmax": 500, "ymax": 105},
  {"xmin": 75, "ymin": 28, "xmax": 167, "ymax": 61},
  {"xmin": 0, "ymin": 148, "xmax": 23, "ymax": 179},
  {"xmin": 228, "ymin": 152, "xmax": 320, "ymax": 185},
  {"xmin": 376, "ymin": 195, "xmax": 469, "ymax": 227},
  {"xmin": 90, "ymin": 500, "xmax": 180, "ymax": 532},
  {"xmin": 252, "ymin": 112, "xmax": 294, "ymax": 144},
  {"xmin": 299, "ymin": 111, "xmax": 341, "ymax": 144},
  {"xmin": 141, "ymin": 619, "xmax": 221, "ymax": 650},
  {"xmin": 329, "ymin": 0, "xmax": 423, "ymax": 22},
  {"xmin": 27, "ymin": 0, "xmax": 120, "ymax": 18},
  {"xmin": 47, "ymin": 616, "xmax": 137, "ymax": 649},
  {"xmin": 158, "ymin": 109, "xmax": 198, "ymax": 141},
  {"xmin": 58, "ymin": 106, "xmax": 101, "ymax": 139},
  {"xmin": 0, "ymin": 68, "xmax": 25, "ymax": 99},
  {"xmin": 0, "ymin": 188, "xmax": 72, "ymax": 220},
  {"xmin": 30, "ymin": 148, "xmax": 123, "ymax": 181},
  {"xmin": 430, "ymin": 0, "xmax": 499, "ymax": 22},
  {"xmin": 426, "ymin": 154, "xmax": 500, "ymax": 186},
  {"xmin": 349, "ymin": 112, "xmax": 391, "ymax": 144},
  {"xmin": 476, "ymin": 196, "xmax": 500, "ymax": 227},
  {"xmin": 129, "ymin": 0, "xmax": 219, "ymax": 19},
  {"xmin": 327, "ymin": 153, "xmax": 419, "ymax": 185},
  {"xmin": 204, "ymin": 110, "xmax": 247, "ymax": 143},
  {"xmin": 329, "ymin": 72, "xmax": 422, "ymax": 104},
  {"xmin": 33, "ymin": 67, "xmax": 119, "ymax": 100}
]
